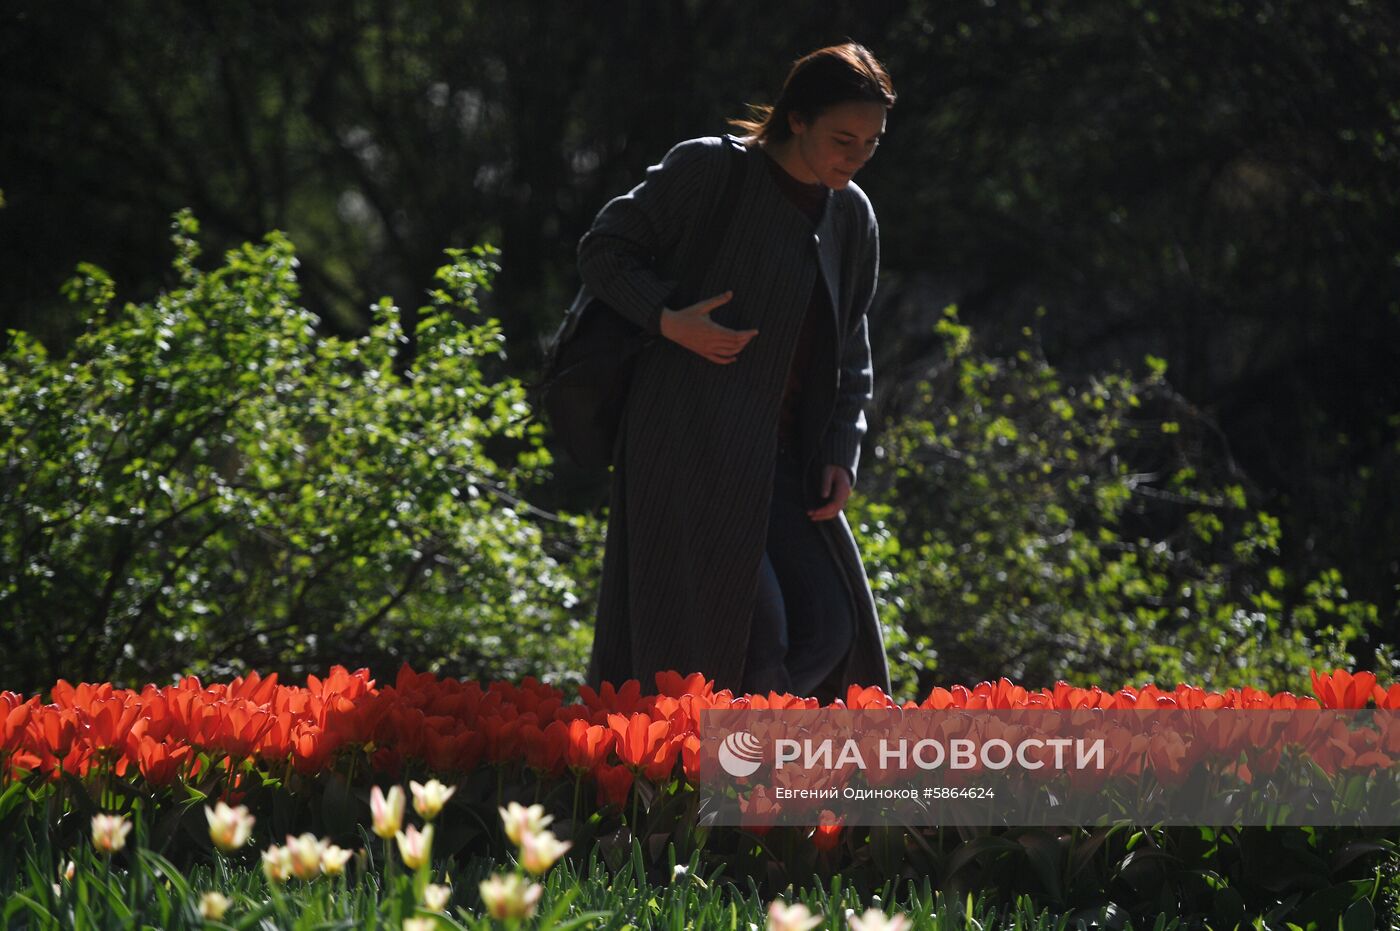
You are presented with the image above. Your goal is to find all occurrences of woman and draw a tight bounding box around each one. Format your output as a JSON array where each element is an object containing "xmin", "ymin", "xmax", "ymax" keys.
[{"xmin": 580, "ymin": 43, "xmax": 894, "ymax": 702}]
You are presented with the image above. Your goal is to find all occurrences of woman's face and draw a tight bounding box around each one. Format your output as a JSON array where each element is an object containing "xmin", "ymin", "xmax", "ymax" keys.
[{"xmin": 788, "ymin": 100, "xmax": 887, "ymax": 189}]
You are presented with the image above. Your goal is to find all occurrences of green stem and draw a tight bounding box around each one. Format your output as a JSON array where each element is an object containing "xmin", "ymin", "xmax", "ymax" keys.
[
  {"xmin": 629, "ymin": 773, "xmax": 640, "ymax": 835},
  {"xmin": 102, "ymin": 852, "xmax": 112, "ymax": 931},
  {"xmin": 571, "ymin": 771, "xmax": 582, "ymax": 830}
]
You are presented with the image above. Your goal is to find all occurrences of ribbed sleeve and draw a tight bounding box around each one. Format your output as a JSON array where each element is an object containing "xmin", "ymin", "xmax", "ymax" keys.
[
  {"xmin": 576, "ymin": 138, "xmax": 728, "ymax": 336},
  {"xmin": 818, "ymin": 206, "xmax": 878, "ymax": 485}
]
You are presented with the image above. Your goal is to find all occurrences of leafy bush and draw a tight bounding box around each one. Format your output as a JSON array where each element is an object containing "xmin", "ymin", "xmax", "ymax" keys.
[
  {"xmin": 856, "ymin": 307, "xmax": 1380, "ymax": 697},
  {"xmin": 0, "ymin": 212, "xmax": 597, "ymax": 694}
]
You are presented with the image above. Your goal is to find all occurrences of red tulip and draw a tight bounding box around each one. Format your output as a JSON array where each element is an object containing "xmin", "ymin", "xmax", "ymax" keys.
[
  {"xmin": 565, "ymin": 720, "xmax": 615, "ymax": 774},
  {"xmin": 842, "ymin": 684, "xmax": 896, "ymax": 710},
  {"xmin": 521, "ymin": 720, "xmax": 570, "ymax": 777},
  {"xmin": 1310, "ymin": 670, "xmax": 1377, "ymax": 709},
  {"xmin": 594, "ymin": 763, "xmax": 634, "ymax": 808},
  {"xmin": 40, "ymin": 707, "xmax": 79, "ymax": 758},
  {"xmin": 1, "ymin": 696, "xmax": 35, "ymax": 753},
  {"xmin": 579, "ymin": 680, "xmax": 646, "ymax": 717},
  {"xmin": 738, "ymin": 785, "xmax": 779, "ymax": 836},
  {"xmin": 654, "ymin": 671, "xmax": 715, "ymax": 699},
  {"xmin": 134, "ymin": 735, "xmax": 190, "ymax": 786},
  {"xmin": 606, "ymin": 713, "xmax": 671, "ymax": 771},
  {"xmin": 810, "ymin": 811, "xmax": 842, "ymax": 851}
]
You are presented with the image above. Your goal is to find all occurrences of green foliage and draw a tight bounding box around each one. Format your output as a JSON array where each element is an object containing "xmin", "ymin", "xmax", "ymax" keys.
[
  {"xmin": 854, "ymin": 307, "xmax": 1380, "ymax": 696},
  {"xmin": 0, "ymin": 212, "xmax": 597, "ymax": 693}
]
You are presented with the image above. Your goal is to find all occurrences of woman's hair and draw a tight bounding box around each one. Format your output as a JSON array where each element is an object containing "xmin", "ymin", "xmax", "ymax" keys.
[{"xmin": 728, "ymin": 42, "xmax": 896, "ymax": 146}]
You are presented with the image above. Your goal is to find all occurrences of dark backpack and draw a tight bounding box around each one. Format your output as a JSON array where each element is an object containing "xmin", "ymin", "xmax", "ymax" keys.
[{"xmin": 539, "ymin": 139, "xmax": 748, "ymax": 470}]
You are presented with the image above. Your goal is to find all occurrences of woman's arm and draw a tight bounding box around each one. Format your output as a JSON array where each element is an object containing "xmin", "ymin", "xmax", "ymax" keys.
[{"xmin": 577, "ymin": 138, "xmax": 729, "ymax": 336}]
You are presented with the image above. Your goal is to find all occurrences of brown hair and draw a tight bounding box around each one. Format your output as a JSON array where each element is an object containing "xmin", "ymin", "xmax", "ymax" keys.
[{"xmin": 728, "ymin": 42, "xmax": 896, "ymax": 146}]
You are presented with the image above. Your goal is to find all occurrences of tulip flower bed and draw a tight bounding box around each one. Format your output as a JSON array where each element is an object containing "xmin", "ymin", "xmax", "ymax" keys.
[{"xmin": 2, "ymin": 666, "xmax": 1399, "ymax": 928}]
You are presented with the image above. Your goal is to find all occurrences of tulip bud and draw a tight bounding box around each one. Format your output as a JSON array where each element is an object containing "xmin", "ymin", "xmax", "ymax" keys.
[
  {"xmin": 478, "ymin": 872, "xmax": 544, "ymax": 920},
  {"xmin": 671, "ymin": 862, "xmax": 708, "ymax": 889},
  {"xmin": 766, "ymin": 899, "xmax": 824, "ymax": 931},
  {"xmin": 519, "ymin": 828, "xmax": 571, "ymax": 875},
  {"xmin": 205, "ymin": 800, "xmax": 255, "ymax": 852},
  {"xmin": 497, "ymin": 800, "xmax": 552, "ymax": 847},
  {"xmin": 410, "ymin": 778, "xmax": 457, "ymax": 821},
  {"xmin": 847, "ymin": 909, "xmax": 913, "ymax": 931},
  {"xmin": 423, "ymin": 882, "xmax": 452, "ymax": 910},
  {"xmin": 320, "ymin": 843, "xmax": 353, "ymax": 876},
  {"xmin": 395, "ymin": 823, "xmax": 434, "ymax": 870},
  {"xmin": 91, "ymin": 813, "xmax": 132, "ymax": 855},
  {"xmin": 370, "ymin": 785, "xmax": 406, "ymax": 839},
  {"xmin": 403, "ymin": 919, "xmax": 437, "ymax": 931},
  {"xmin": 261, "ymin": 843, "xmax": 294, "ymax": 884},
  {"xmin": 199, "ymin": 891, "xmax": 232, "ymax": 920},
  {"xmin": 285, "ymin": 833, "xmax": 324, "ymax": 881}
]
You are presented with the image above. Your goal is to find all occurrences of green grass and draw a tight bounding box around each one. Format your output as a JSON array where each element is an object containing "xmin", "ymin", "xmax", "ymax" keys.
[{"xmin": 1, "ymin": 821, "xmax": 1212, "ymax": 931}]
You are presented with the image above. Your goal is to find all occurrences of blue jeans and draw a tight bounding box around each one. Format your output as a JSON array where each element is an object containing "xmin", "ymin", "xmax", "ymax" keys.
[{"xmin": 743, "ymin": 442, "xmax": 856, "ymax": 696}]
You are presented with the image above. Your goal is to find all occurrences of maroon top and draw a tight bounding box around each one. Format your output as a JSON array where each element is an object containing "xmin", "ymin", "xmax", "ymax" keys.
[{"xmin": 761, "ymin": 150, "xmax": 829, "ymax": 449}]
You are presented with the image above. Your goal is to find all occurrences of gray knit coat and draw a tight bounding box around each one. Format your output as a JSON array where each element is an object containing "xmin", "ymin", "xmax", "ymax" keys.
[{"xmin": 578, "ymin": 134, "xmax": 892, "ymax": 699}]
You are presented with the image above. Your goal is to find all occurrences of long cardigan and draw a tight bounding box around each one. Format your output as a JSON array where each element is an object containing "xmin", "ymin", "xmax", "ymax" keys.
[{"xmin": 578, "ymin": 134, "xmax": 891, "ymax": 699}]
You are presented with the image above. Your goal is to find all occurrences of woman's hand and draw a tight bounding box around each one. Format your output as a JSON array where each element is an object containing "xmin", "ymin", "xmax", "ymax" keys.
[
  {"xmin": 659, "ymin": 291, "xmax": 758, "ymax": 364},
  {"xmin": 807, "ymin": 465, "xmax": 853, "ymax": 521}
]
